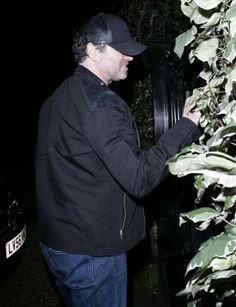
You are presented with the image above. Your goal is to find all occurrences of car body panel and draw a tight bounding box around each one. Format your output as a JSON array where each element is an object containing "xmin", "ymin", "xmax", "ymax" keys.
[{"xmin": 0, "ymin": 189, "xmax": 26, "ymax": 282}]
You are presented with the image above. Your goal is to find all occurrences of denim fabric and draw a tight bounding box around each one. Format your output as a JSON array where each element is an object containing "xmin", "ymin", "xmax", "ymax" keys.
[{"xmin": 40, "ymin": 242, "xmax": 127, "ymax": 307}]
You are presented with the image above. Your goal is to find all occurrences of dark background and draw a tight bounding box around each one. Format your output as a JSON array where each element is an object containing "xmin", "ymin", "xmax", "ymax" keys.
[{"xmin": 2, "ymin": 1, "xmax": 123, "ymax": 171}]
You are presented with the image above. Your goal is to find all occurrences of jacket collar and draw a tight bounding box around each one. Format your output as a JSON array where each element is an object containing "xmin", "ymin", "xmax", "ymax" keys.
[{"xmin": 74, "ymin": 65, "xmax": 106, "ymax": 87}]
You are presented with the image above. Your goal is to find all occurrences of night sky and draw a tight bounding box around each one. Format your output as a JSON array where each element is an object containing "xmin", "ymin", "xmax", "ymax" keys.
[{"xmin": 2, "ymin": 2, "xmax": 122, "ymax": 169}]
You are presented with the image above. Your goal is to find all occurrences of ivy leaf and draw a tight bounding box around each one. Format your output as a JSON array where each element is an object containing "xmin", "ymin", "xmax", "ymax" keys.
[
  {"xmin": 226, "ymin": 4, "xmax": 236, "ymax": 37},
  {"xmin": 209, "ymin": 254, "xmax": 236, "ymax": 271},
  {"xmin": 195, "ymin": 38, "xmax": 219, "ymax": 64},
  {"xmin": 168, "ymin": 151, "xmax": 236, "ymax": 188},
  {"xmin": 179, "ymin": 207, "xmax": 219, "ymax": 226},
  {"xmin": 228, "ymin": 108, "xmax": 236, "ymax": 124},
  {"xmin": 181, "ymin": 0, "xmax": 197, "ymax": 18},
  {"xmin": 218, "ymin": 99, "xmax": 236, "ymax": 116},
  {"xmin": 212, "ymin": 191, "xmax": 236, "ymax": 210},
  {"xmin": 178, "ymin": 282, "xmax": 210, "ymax": 298},
  {"xmin": 174, "ymin": 0, "xmax": 236, "ymax": 300},
  {"xmin": 199, "ymin": 70, "xmax": 212, "ymax": 82},
  {"xmin": 225, "ymin": 221, "xmax": 236, "ymax": 237},
  {"xmin": 190, "ymin": 8, "xmax": 211, "ymax": 25},
  {"xmin": 224, "ymin": 195, "xmax": 236, "ymax": 210},
  {"xmin": 209, "ymin": 75, "xmax": 225, "ymax": 87},
  {"xmin": 186, "ymin": 232, "xmax": 236, "ymax": 274},
  {"xmin": 206, "ymin": 123, "xmax": 236, "ymax": 148},
  {"xmin": 201, "ymin": 12, "xmax": 221, "ymax": 28},
  {"xmin": 197, "ymin": 219, "xmax": 213, "ymax": 231},
  {"xmin": 168, "ymin": 151, "xmax": 236, "ymax": 175},
  {"xmin": 204, "ymin": 269, "xmax": 236, "ymax": 282},
  {"xmin": 195, "ymin": 0, "xmax": 223, "ymax": 10},
  {"xmin": 179, "ymin": 270, "xmax": 236, "ymax": 297},
  {"xmin": 174, "ymin": 26, "xmax": 197, "ymax": 58},
  {"xmin": 224, "ymin": 37, "xmax": 236, "ymax": 63},
  {"xmin": 225, "ymin": 65, "xmax": 236, "ymax": 94}
]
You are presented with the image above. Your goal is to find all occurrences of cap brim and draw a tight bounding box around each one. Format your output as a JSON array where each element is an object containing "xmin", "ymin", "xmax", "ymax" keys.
[{"xmin": 109, "ymin": 39, "xmax": 147, "ymax": 56}]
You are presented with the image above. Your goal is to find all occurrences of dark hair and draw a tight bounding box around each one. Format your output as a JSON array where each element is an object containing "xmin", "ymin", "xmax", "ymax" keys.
[{"xmin": 72, "ymin": 14, "xmax": 112, "ymax": 64}]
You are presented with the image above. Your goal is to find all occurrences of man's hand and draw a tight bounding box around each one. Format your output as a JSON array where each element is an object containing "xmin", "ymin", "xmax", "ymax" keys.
[{"xmin": 182, "ymin": 97, "xmax": 201, "ymax": 126}]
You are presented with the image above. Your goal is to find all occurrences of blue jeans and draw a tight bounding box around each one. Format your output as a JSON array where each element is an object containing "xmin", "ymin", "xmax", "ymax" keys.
[{"xmin": 39, "ymin": 242, "xmax": 127, "ymax": 307}]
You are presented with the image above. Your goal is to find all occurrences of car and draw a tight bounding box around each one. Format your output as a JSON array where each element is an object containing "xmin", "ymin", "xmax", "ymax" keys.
[{"xmin": 0, "ymin": 182, "xmax": 26, "ymax": 282}]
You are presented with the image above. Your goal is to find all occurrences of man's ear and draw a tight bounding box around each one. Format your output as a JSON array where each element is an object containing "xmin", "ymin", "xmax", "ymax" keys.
[{"xmin": 86, "ymin": 42, "xmax": 99, "ymax": 60}]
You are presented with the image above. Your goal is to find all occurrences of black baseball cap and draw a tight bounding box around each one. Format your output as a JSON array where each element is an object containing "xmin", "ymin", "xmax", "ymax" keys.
[{"xmin": 90, "ymin": 13, "xmax": 147, "ymax": 56}]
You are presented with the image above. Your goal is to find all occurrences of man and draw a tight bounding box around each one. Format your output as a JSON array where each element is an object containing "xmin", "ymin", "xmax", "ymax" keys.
[{"xmin": 35, "ymin": 12, "xmax": 201, "ymax": 307}]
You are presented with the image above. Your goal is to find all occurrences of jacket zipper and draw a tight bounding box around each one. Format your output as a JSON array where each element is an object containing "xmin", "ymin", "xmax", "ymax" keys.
[
  {"xmin": 142, "ymin": 207, "xmax": 146, "ymax": 237},
  {"xmin": 120, "ymin": 193, "xmax": 127, "ymax": 240},
  {"xmin": 119, "ymin": 121, "xmax": 141, "ymax": 240},
  {"xmin": 134, "ymin": 120, "xmax": 146, "ymax": 236},
  {"xmin": 133, "ymin": 121, "xmax": 141, "ymax": 147}
]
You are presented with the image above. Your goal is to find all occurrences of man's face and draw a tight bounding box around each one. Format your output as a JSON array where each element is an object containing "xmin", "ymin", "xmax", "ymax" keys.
[{"xmin": 97, "ymin": 45, "xmax": 133, "ymax": 83}]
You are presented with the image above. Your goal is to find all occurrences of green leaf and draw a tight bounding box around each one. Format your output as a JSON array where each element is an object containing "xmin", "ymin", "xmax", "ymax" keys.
[
  {"xmin": 188, "ymin": 48, "xmax": 196, "ymax": 63},
  {"xmin": 186, "ymin": 232, "xmax": 236, "ymax": 274},
  {"xmin": 224, "ymin": 101, "xmax": 236, "ymax": 125},
  {"xmin": 168, "ymin": 151, "xmax": 236, "ymax": 187},
  {"xmin": 181, "ymin": 0, "xmax": 197, "ymax": 18},
  {"xmin": 198, "ymin": 219, "xmax": 213, "ymax": 231},
  {"xmin": 194, "ymin": 174, "xmax": 210, "ymax": 200},
  {"xmin": 201, "ymin": 12, "xmax": 221, "ymax": 28},
  {"xmin": 199, "ymin": 70, "xmax": 212, "ymax": 82},
  {"xmin": 225, "ymin": 65, "xmax": 236, "ymax": 94},
  {"xmin": 187, "ymin": 300, "xmax": 200, "ymax": 307},
  {"xmin": 224, "ymin": 37, "xmax": 236, "ymax": 63},
  {"xmin": 224, "ymin": 195, "xmax": 236, "ymax": 210},
  {"xmin": 202, "ymin": 269, "xmax": 236, "ymax": 289},
  {"xmin": 178, "ymin": 281, "xmax": 210, "ymax": 297},
  {"xmin": 195, "ymin": 0, "xmax": 223, "ymax": 10},
  {"xmin": 209, "ymin": 75, "xmax": 225, "ymax": 87},
  {"xmin": 194, "ymin": 174, "xmax": 205, "ymax": 189},
  {"xmin": 168, "ymin": 151, "xmax": 236, "ymax": 174},
  {"xmin": 179, "ymin": 269, "xmax": 236, "ymax": 297},
  {"xmin": 209, "ymin": 254, "xmax": 236, "ymax": 271},
  {"xmin": 179, "ymin": 207, "xmax": 219, "ymax": 226},
  {"xmin": 218, "ymin": 99, "xmax": 236, "ymax": 116},
  {"xmin": 174, "ymin": 26, "xmax": 197, "ymax": 58},
  {"xmin": 206, "ymin": 123, "xmax": 236, "ymax": 148},
  {"xmin": 226, "ymin": 4, "xmax": 236, "ymax": 37},
  {"xmin": 191, "ymin": 8, "xmax": 211, "ymax": 25},
  {"xmin": 225, "ymin": 221, "xmax": 236, "ymax": 237},
  {"xmin": 173, "ymin": 0, "xmax": 236, "ymax": 300},
  {"xmin": 195, "ymin": 38, "xmax": 219, "ymax": 64},
  {"xmin": 205, "ymin": 269, "xmax": 236, "ymax": 281},
  {"xmin": 213, "ymin": 191, "xmax": 236, "ymax": 210}
]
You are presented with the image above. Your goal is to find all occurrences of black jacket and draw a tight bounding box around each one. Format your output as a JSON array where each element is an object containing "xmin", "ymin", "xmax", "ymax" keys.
[{"xmin": 35, "ymin": 65, "xmax": 200, "ymax": 256}]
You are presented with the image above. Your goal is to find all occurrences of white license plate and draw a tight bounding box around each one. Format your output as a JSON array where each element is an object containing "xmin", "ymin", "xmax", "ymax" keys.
[{"xmin": 5, "ymin": 225, "xmax": 26, "ymax": 259}]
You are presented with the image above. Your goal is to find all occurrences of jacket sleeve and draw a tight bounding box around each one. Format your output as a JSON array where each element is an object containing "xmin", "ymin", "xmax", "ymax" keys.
[{"xmin": 84, "ymin": 101, "xmax": 201, "ymax": 198}]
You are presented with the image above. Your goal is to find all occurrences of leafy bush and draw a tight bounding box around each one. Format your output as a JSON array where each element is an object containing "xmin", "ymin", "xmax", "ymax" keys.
[{"xmin": 168, "ymin": 0, "xmax": 236, "ymax": 305}]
